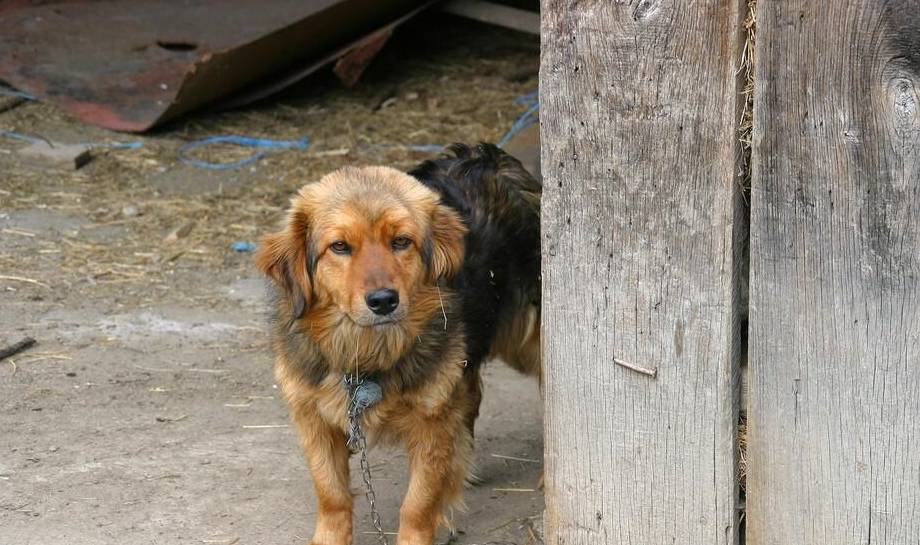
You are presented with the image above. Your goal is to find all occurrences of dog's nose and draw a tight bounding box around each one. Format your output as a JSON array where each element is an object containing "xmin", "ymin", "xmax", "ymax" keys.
[{"xmin": 365, "ymin": 288, "xmax": 399, "ymax": 316}]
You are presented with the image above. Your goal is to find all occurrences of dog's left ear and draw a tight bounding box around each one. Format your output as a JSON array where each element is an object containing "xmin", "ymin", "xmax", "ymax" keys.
[{"xmin": 425, "ymin": 203, "xmax": 467, "ymax": 282}]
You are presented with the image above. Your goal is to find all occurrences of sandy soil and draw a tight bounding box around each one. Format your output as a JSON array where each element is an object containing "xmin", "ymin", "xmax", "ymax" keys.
[{"xmin": 0, "ymin": 13, "xmax": 543, "ymax": 545}]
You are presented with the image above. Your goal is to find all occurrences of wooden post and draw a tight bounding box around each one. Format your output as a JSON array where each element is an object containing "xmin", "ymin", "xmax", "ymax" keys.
[
  {"xmin": 540, "ymin": 2, "xmax": 745, "ymax": 544},
  {"xmin": 748, "ymin": 2, "xmax": 920, "ymax": 544}
]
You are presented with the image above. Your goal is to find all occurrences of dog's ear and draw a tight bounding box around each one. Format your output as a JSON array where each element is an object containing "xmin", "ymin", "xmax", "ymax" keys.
[
  {"xmin": 425, "ymin": 203, "xmax": 466, "ymax": 282},
  {"xmin": 255, "ymin": 211, "xmax": 313, "ymax": 319}
]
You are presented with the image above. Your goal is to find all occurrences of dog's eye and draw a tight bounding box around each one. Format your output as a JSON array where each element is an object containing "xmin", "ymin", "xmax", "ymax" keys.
[
  {"xmin": 391, "ymin": 236, "xmax": 412, "ymax": 250},
  {"xmin": 330, "ymin": 241, "xmax": 350, "ymax": 255}
]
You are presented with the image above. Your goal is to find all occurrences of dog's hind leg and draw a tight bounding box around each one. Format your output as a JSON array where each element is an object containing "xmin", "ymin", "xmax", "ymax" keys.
[
  {"xmin": 462, "ymin": 369, "xmax": 483, "ymax": 439},
  {"xmin": 490, "ymin": 303, "xmax": 542, "ymax": 385},
  {"xmin": 461, "ymin": 369, "xmax": 485, "ymax": 486},
  {"xmin": 292, "ymin": 407, "xmax": 353, "ymax": 545}
]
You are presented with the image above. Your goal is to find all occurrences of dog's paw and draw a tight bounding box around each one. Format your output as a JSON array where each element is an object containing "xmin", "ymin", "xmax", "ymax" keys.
[
  {"xmin": 306, "ymin": 539, "xmax": 350, "ymax": 545},
  {"xmin": 305, "ymin": 530, "xmax": 352, "ymax": 545}
]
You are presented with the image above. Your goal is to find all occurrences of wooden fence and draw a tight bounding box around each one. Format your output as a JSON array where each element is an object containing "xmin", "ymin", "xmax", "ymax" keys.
[{"xmin": 540, "ymin": 1, "xmax": 919, "ymax": 544}]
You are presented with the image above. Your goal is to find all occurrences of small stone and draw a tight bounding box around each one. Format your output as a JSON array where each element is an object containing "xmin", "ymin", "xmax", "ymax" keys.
[
  {"xmin": 121, "ymin": 205, "xmax": 140, "ymax": 218},
  {"xmin": 230, "ymin": 241, "xmax": 256, "ymax": 253},
  {"xmin": 18, "ymin": 141, "xmax": 91, "ymax": 170}
]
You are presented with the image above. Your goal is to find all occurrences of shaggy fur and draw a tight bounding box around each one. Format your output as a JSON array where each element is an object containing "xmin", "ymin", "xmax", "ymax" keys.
[{"xmin": 255, "ymin": 143, "xmax": 541, "ymax": 545}]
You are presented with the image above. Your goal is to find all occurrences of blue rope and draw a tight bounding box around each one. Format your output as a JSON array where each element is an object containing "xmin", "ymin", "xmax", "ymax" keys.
[
  {"xmin": 404, "ymin": 144, "xmax": 445, "ymax": 153},
  {"xmin": 381, "ymin": 90, "xmax": 540, "ymax": 154},
  {"xmin": 177, "ymin": 134, "xmax": 310, "ymax": 170},
  {"xmin": 0, "ymin": 131, "xmax": 40, "ymax": 143},
  {"xmin": 230, "ymin": 241, "xmax": 257, "ymax": 252},
  {"xmin": 498, "ymin": 100, "xmax": 539, "ymax": 148},
  {"xmin": 0, "ymin": 130, "xmax": 143, "ymax": 149},
  {"xmin": 0, "ymin": 86, "xmax": 35, "ymax": 100},
  {"xmin": 88, "ymin": 141, "xmax": 143, "ymax": 150}
]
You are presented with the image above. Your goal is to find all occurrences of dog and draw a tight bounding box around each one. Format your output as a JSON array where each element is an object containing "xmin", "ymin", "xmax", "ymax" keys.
[{"xmin": 255, "ymin": 143, "xmax": 541, "ymax": 545}]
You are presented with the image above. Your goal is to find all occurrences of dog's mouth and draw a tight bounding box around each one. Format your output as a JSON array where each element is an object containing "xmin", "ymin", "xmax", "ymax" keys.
[
  {"xmin": 369, "ymin": 317, "xmax": 400, "ymax": 327},
  {"xmin": 349, "ymin": 308, "xmax": 408, "ymax": 328}
]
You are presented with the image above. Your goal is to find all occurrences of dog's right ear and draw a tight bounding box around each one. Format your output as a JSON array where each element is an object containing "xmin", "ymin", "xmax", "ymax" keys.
[{"xmin": 255, "ymin": 211, "xmax": 313, "ymax": 319}]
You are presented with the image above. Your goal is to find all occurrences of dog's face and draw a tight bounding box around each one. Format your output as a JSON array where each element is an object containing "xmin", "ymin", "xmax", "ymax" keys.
[{"xmin": 256, "ymin": 166, "xmax": 466, "ymax": 330}]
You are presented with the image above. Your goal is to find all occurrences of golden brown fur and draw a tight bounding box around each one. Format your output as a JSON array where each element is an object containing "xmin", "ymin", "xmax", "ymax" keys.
[{"xmin": 256, "ymin": 146, "xmax": 541, "ymax": 545}]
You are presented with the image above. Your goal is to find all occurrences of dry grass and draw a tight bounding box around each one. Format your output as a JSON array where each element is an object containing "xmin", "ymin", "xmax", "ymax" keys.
[
  {"xmin": 738, "ymin": 412, "xmax": 748, "ymax": 492},
  {"xmin": 0, "ymin": 15, "xmax": 538, "ymax": 306},
  {"xmin": 738, "ymin": 0, "xmax": 757, "ymax": 193},
  {"xmin": 737, "ymin": 0, "xmax": 756, "ymax": 504}
]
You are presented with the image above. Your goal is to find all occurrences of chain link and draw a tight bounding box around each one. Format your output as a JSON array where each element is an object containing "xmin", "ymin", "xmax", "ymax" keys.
[
  {"xmin": 345, "ymin": 376, "xmax": 459, "ymax": 545},
  {"xmin": 346, "ymin": 376, "xmax": 389, "ymax": 545}
]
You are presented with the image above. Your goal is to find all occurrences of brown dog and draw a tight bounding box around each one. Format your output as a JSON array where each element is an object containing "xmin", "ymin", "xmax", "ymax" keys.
[{"xmin": 255, "ymin": 144, "xmax": 541, "ymax": 545}]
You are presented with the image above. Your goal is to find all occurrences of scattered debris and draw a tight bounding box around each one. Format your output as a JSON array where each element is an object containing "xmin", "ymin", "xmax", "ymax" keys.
[
  {"xmin": 121, "ymin": 205, "xmax": 141, "ymax": 218},
  {"xmin": 1, "ymin": 227, "xmax": 36, "ymax": 237},
  {"xmin": 230, "ymin": 241, "xmax": 257, "ymax": 252},
  {"xmin": 0, "ymin": 131, "xmax": 142, "ymax": 170},
  {"xmin": 15, "ymin": 353, "xmax": 72, "ymax": 364},
  {"xmin": 0, "ymin": 336, "xmax": 36, "ymax": 362},
  {"xmin": 155, "ymin": 414, "xmax": 188, "ymax": 423},
  {"xmin": 0, "ymin": 275, "xmax": 50, "ymax": 289},
  {"xmin": 379, "ymin": 96, "xmax": 399, "ymax": 110},
  {"xmin": 164, "ymin": 221, "xmax": 198, "ymax": 243},
  {"xmin": 333, "ymin": 25, "xmax": 395, "ymax": 87},
  {"xmin": 369, "ymin": 85, "xmax": 399, "ymax": 111},
  {"xmin": 18, "ymin": 141, "xmax": 92, "ymax": 170},
  {"xmin": 491, "ymin": 453, "xmax": 540, "ymax": 464},
  {"xmin": 309, "ymin": 148, "xmax": 351, "ymax": 157}
]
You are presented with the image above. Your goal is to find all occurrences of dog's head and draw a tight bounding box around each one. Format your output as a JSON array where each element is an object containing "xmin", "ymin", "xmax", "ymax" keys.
[{"xmin": 256, "ymin": 166, "xmax": 466, "ymax": 329}]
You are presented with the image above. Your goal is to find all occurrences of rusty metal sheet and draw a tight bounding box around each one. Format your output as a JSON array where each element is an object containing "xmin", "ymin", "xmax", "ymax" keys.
[{"xmin": 0, "ymin": 0, "xmax": 428, "ymax": 132}]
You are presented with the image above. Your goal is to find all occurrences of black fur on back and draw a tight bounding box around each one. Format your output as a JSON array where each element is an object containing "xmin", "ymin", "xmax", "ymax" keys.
[{"xmin": 409, "ymin": 143, "xmax": 542, "ymax": 369}]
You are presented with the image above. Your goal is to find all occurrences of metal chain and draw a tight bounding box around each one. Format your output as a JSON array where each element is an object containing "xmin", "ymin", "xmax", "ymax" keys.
[
  {"xmin": 346, "ymin": 376, "xmax": 389, "ymax": 545},
  {"xmin": 344, "ymin": 376, "xmax": 458, "ymax": 545}
]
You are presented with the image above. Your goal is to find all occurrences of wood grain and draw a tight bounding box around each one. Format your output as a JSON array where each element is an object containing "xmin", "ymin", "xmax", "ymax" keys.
[
  {"xmin": 540, "ymin": 1, "xmax": 745, "ymax": 543},
  {"xmin": 748, "ymin": 2, "xmax": 920, "ymax": 544}
]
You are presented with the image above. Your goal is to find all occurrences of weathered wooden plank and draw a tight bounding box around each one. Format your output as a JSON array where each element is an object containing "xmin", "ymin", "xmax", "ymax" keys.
[
  {"xmin": 540, "ymin": 1, "xmax": 744, "ymax": 544},
  {"xmin": 748, "ymin": 2, "xmax": 920, "ymax": 544}
]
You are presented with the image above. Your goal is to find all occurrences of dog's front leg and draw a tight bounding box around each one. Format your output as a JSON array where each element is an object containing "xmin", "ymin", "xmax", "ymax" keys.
[
  {"xmin": 293, "ymin": 407, "xmax": 353, "ymax": 545},
  {"xmin": 397, "ymin": 410, "xmax": 472, "ymax": 545}
]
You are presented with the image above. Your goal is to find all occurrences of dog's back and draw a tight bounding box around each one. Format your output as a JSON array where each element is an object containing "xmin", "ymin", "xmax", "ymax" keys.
[{"xmin": 409, "ymin": 143, "xmax": 542, "ymax": 375}]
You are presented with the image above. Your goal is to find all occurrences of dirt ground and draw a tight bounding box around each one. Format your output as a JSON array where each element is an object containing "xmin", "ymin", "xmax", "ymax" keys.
[{"xmin": 0, "ymin": 14, "xmax": 543, "ymax": 545}]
